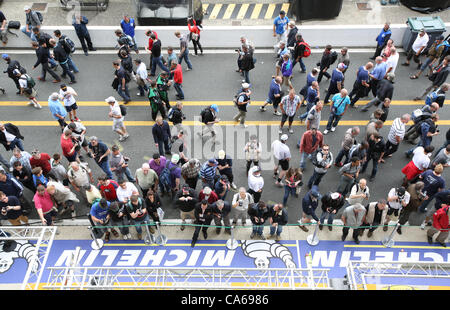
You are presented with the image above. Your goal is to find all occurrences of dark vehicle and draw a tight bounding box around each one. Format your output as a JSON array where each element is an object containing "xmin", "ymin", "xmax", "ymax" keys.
[
  {"xmin": 60, "ymin": 0, "xmax": 109, "ymax": 11},
  {"xmin": 135, "ymin": 0, "xmax": 203, "ymax": 26},
  {"xmin": 400, "ymin": 0, "xmax": 450, "ymax": 13}
]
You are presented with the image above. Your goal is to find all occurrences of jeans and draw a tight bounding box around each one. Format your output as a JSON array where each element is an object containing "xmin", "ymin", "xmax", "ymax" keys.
[
  {"xmin": 174, "ymin": 83, "xmax": 184, "ymax": 99},
  {"xmin": 178, "ymin": 48, "xmax": 193, "ymax": 70},
  {"xmin": 362, "ymin": 96, "xmax": 382, "ymax": 111},
  {"xmin": 67, "ymin": 56, "xmax": 79, "ymax": 73},
  {"xmin": 299, "ymin": 152, "xmax": 312, "ymax": 170},
  {"xmin": 98, "ymin": 160, "xmax": 113, "ymax": 180},
  {"xmin": 361, "ymin": 154, "xmax": 379, "ymax": 177},
  {"xmin": 9, "ymin": 138, "xmax": 24, "ymax": 152},
  {"xmin": 21, "ymin": 26, "xmax": 37, "ymax": 41},
  {"xmin": 335, "ymin": 148, "xmax": 349, "ymax": 165},
  {"xmin": 283, "ymin": 186, "xmax": 296, "ymax": 205},
  {"xmin": 114, "ymin": 167, "xmax": 136, "ymax": 182},
  {"xmin": 41, "ymin": 62, "xmax": 60, "ymax": 81},
  {"xmin": 151, "ymin": 56, "xmax": 169, "ymax": 76},
  {"xmin": 131, "ymin": 213, "xmax": 150, "ymax": 235},
  {"xmin": 243, "ymin": 70, "xmax": 250, "ymax": 84},
  {"xmin": 384, "ymin": 140, "xmax": 399, "ymax": 158},
  {"xmin": 137, "ymin": 83, "xmax": 148, "ymax": 96},
  {"xmin": 292, "ymin": 58, "xmax": 306, "ymax": 72},
  {"xmin": 308, "ymin": 171, "xmax": 326, "ymax": 188},
  {"xmin": 77, "ymin": 33, "xmax": 94, "ymax": 52},
  {"xmin": 60, "ymin": 61, "xmax": 76, "ymax": 82},
  {"xmin": 270, "ymin": 224, "xmax": 283, "ymax": 236},
  {"xmin": 252, "ymin": 225, "xmax": 264, "ymax": 236},
  {"xmin": 418, "ymin": 194, "xmax": 436, "ymax": 213},
  {"xmin": 299, "ymin": 101, "xmax": 315, "ymax": 120},
  {"xmin": 326, "ymin": 112, "xmax": 342, "ymax": 131},
  {"xmin": 117, "ymin": 84, "xmax": 131, "ymax": 102},
  {"xmin": 319, "ymin": 211, "xmax": 336, "ymax": 225},
  {"xmin": 157, "ymin": 138, "xmax": 171, "ymax": 156}
]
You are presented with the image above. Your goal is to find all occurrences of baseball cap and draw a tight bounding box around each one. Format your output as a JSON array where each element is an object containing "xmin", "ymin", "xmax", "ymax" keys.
[
  {"xmin": 171, "ymin": 154, "xmax": 180, "ymax": 164},
  {"xmin": 12, "ymin": 69, "xmax": 21, "ymax": 76},
  {"xmin": 310, "ymin": 189, "xmax": 321, "ymax": 198},
  {"xmin": 105, "ymin": 96, "xmax": 116, "ymax": 103},
  {"xmin": 208, "ymin": 158, "xmax": 218, "ymax": 165},
  {"xmin": 280, "ymin": 134, "xmax": 289, "ymax": 141},
  {"xmin": 338, "ymin": 63, "xmax": 348, "ymax": 70},
  {"xmin": 1, "ymin": 54, "xmax": 9, "ymax": 59},
  {"xmin": 210, "ymin": 104, "xmax": 219, "ymax": 113},
  {"xmin": 24, "ymin": 5, "xmax": 31, "ymax": 11},
  {"xmin": 241, "ymin": 82, "xmax": 250, "ymax": 89},
  {"xmin": 280, "ymin": 10, "xmax": 286, "ymax": 15},
  {"xmin": 253, "ymin": 166, "xmax": 261, "ymax": 173}
]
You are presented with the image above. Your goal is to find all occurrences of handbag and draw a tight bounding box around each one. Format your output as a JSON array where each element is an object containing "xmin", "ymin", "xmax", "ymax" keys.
[
  {"xmin": 111, "ymin": 77, "xmax": 119, "ymax": 89},
  {"xmin": 7, "ymin": 21, "xmax": 20, "ymax": 29}
]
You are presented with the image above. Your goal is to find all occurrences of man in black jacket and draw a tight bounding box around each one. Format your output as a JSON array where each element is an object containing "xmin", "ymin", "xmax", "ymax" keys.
[
  {"xmin": 2, "ymin": 54, "xmax": 25, "ymax": 94},
  {"xmin": 319, "ymin": 192, "xmax": 345, "ymax": 231},
  {"xmin": 268, "ymin": 203, "xmax": 288, "ymax": 241},
  {"xmin": 191, "ymin": 199, "xmax": 214, "ymax": 247},
  {"xmin": 212, "ymin": 199, "xmax": 231, "ymax": 235},
  {"xmin": 150, "ymin": 33, "xmax": 169, "ymax": 77},
  {"xmin": 0, "ymin": 123, "xmax": 24, "ymax": 151},
  {"xmin": 239, "ymin": 45, "xmax": 254, "ymax": 84},
  {"xmin": 31, "ymin": 41, "xmax": 60, "ymax": 83},
  {"xmin": 198, "ymin": 104, "xmax": 220, "ymax": 145},
  {"xmin": 361, "ymin": 133, "xmax": 385, "ymax": 181},
  {"xmin": 152, "ymin": 116, "xmax": 172, "ymax": 156},
  {"xmin": 361, "ymin": 72, "xmax": 395, "ymax": 112},
  {"xmin": 49, "ymin": 39, "xmax": 76, "ymax": 84},
  {"xmin": 248, "ymin": 201, "xmax": 270, "ymax": 239},
  {"xmin": 317, "ymin": 45, "xmax": 334, "ymax": 83},
  {"xmin": 292, "ymin": 34, "xmax": 307, "ymax": 73},
  {"xmin": 175, "ymin": 185, "xmax": 198, "ymax": 231}
]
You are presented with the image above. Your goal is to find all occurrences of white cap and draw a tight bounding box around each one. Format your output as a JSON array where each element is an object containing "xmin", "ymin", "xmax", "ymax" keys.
[
  {"xmin": 105, "ymin": 96, "xmax": 116, "ymax": 103},
  {"xmin": 280, "ymin": 134, "xmax": 288, "ymax": 141},
  {"xmin": 241, "ymin": 83, "xmax": 250, "ymax": 89},
  {"xmin": 24, "ymin": 5, "xmax": 31, "ymax": 11}
]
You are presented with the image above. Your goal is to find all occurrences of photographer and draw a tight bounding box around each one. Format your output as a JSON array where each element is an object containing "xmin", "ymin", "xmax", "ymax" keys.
[
  {"xmin": 125, "ymin": 194, "xmax": 150, "ymax": 240},
  {"xmin": 0, "ymin": 191, "xmax": 28, "ymax": 226},
  {"xmin": 110, "ymin": 144, "xmax": 135, "ymax": 182},
  {"xmin": 398, "ymin": 182, "xmax": 427, "ymax": 234},
  {"xmin": 384, "ymin": 186, "xmax": 410, "ymax": 231},
  {"xmin": 347, "ymin": 179, "xmax": 370, "ymax": 206},
  {"xmin": 187, "ymin": 16, "xmax": 203, "ymax": 56},
  {"xmin": 108, "ymin": 201, "xmax": 131, "ymax": 240},
  {"xmin": 66, "ymin": 121, "xmax": 91, "ymax": 159},
  {"xmin": 89, "ymin": 198, "xmax": 112, "ymax": 241},
  {"xmin": 361, "ymin": 199, "xmax": 388, "ymax": 238}
]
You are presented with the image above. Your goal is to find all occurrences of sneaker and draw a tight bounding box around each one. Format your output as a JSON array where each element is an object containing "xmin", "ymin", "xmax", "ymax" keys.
[
  {"xmin": 289, "ymin": 128, "xmax": 294, "ymax": 134},
  {"xmin": 231, "ymin": 182, "xmax": 237, "ymax": 190},
  {"xmin": 126, "ymin": 233, "xmax": 131, "ymax": 239},
  {"xmin": 186, "ymin": 67, "xmax": 192, "ymax": 71},
  {"xmin": 123, "ymin": 234, "xmax": 129, "ymax": 240},
  {"xmin": 137, "ymin": 233, "xmax": 142, "ymax": 240},
  {"xmin": 368, "ymin": 231, "xmax": 373, "ymax": 238},
  {"xmin": 279, "ymin": 128, "xmax": 283, "ymax": 134},
  {"xmin": 28, "ymin": 101, "xmax": 34, "ymax": 106},
  {"xmin": 71, "ymin": 210, "xmax": 76, "ymax": 219},
  {"xmin": 273, "ymin": 111, "xmax": 282, "ymax": 116},
  {"xmin": 34, "ymin": 102, "xmax": 42, "ymax": 109},
  {"xmin": 260, "ymin": 106, "xmax": 266, "ymax": 112},
  {"xmin": 122, "ymin": 134, "xmax": 130, "ymax": 140},
  {"xmin": 323, "ymin": 129, "xmax": 329, "ymax": 135},
  {"xmin": 331, "ymin": 127, "xmax": 336, "ymax": 132},
  {"xmin": 396, "ymin": 227, "xmax": 402, "ymax": 235},
  {"xmin": 260, "ymin": 234, "xmax": 266, "ymax": 240},
  {"xmin": 240, "ymin": 124, "xmax": 248, "ymax": 128},
  {"xmin": 420, "ymin": 222, "xmax": 426, "ymax": 230},
  {"xmin": 299, "ymin": 225, "xmax": 309, "ymax": 232},
  {"xmin": 118, "ymin": 135, "xmax": 125, "ymax": 142},
  {"xmin": 383, "ymin": 225, "xmax": 388, "ymax": 232}
]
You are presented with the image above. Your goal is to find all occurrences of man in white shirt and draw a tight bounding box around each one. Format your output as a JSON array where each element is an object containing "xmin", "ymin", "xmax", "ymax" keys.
[
  {"xmin": 385, "ymin": 47, "xmax": 399, "ymax": 74},
  {"xmin": 248, "ymin": 166, "xmax": 264, "ymax": 203},
  {"xmin": 116, "ymin": 178, "xmax": 139, "ymax": 203},
  {"xmin": 59, "ymin": 84, "xmax": 79, "ymax": 122},
  {"xmin": 106, "ymin": 96, "xmax": 129, "ymax": 142},
  {"xmin": 402, "ymin": 29, "xmax": 429, "ymax": 69},
  {"xmin": 384, "ymin": 186, "xmax": 410, "ymax": 231},
  {"xmin": 347, "ymin": 179, "xmax": 370, "ymax": 205},
  {"xmin": 134, "ymin": 59, "xmax": 149, "ymax": 96},
  {"xmin": 272, "ymin": 134, "xmax": 291, "ymax": 186}
]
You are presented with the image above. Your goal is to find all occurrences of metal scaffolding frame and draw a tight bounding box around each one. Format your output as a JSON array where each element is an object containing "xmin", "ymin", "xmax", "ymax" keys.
[
  {"xmin": 0, "ymin": 226, "xmax": 57, "ymax": 290},
  {"xmin": 43, "ymin": 266, "xmax": 332, "ymax": 290},
  {"xmin": 346, "ymin": 261, "xmax": 450, "ymax": 290}
]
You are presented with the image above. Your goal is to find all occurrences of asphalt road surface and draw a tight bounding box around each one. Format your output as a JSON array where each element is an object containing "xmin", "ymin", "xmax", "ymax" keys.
[{"xmin": 0, "ymin": 50, "xmax": 448, "ymax": 227}]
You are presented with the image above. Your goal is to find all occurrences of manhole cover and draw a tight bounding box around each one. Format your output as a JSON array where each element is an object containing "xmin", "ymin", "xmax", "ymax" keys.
[
  {"xmin": 31, "ymin": 3, "xmax": 48, "ymax": 11},
  {"xmin": 356, "ymin": 2, "xmax": 372, "ymax": 10}
]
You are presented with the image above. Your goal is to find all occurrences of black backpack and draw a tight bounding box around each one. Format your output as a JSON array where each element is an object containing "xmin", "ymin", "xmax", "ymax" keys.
[
  {"xmin": 311, "ymin": 148, "xmax": 323, "ymax": 167},
  {"xmin": 62, "ymin": 36, "xmax": 76, "ymax": 54},
  {"xmin": 119, "ymin": 105, "xmax": 127, "ymax": 116},
  {"xmin": 329, "ymin": 51, "xmax": 338, "ymax": 65},
  {"xmin": 200, "ymin": 107, "xmax": 210, "ymax": 124}
]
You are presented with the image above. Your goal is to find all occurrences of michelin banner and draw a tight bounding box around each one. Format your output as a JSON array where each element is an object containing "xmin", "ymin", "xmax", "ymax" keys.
[{"xmin": 1, "ymin": 239, "xmax": 449, "ymax": 288}]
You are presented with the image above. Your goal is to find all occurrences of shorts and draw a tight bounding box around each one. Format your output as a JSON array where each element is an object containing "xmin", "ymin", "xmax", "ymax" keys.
[
  {"xmin": 278, "ymin": 158, "xmax": 289, "ymax": 171},
  {"xmin": 65, "ymin": 102, "xmax": 78, "ymax": 112},
  {"xmin": 24, "ymin": 88, "xmax": 37, "ymax": 99},
  {"xmin": 113, "ymin": 119, "xmax": 125, "ymax": 131},
  {"xmin": 281, "ymin": 113, "xmax": 295, "ymax": 123},
  {"xmin": 387, "ymin": 206, "xmax": 400, "ymax": 217}
]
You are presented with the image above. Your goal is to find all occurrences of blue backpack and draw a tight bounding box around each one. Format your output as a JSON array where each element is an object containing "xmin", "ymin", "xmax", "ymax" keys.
[
  {"xmin": 159, "ymin": 162, "xmax": 176, "ymax": 192},
  {"xmin": 436, "ymin": 40, "xmax": 450, "ymax": 55}
]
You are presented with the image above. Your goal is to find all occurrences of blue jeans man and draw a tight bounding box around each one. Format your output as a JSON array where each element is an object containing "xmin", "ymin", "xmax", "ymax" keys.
[
  {"xmin": 151, "ymin": 56, "xmax": 169, "ymax": 76},
  {"xmin": 115, "ymin": 166, "xmax": 136, "ymax": 183},
  {"xmin": 299, "ymin": 152, "xmax": 313, "ymax": 170},
  {"xmin": 9, "ymin": 138, "xmax": 24, "ymax": 151},
  {"xmin": 178, "ymin": 48, "xmax": 193, "ymax": 70},
  {"xmin": 292, "ymin": 57, "xmax": 306, "ymax": 72},
  {"xmin": 307, "ymin": 171, "xmax": 326, "ymax": 188},
  {"xmin": 361, "ymin": 152, "xmax": 380, "ymax": 178},
  {"xmin": 117, "ymin": 84, "xmax": 131, "ymax": 102},
  {"xmin": 251, "ymin": 224, "xmax": 264, "ymax": 238},
  {"xmin": 174, "ymin": 83, "xmax": 184, "ymax": 99},
  {"xmin": 98, "ymin": 160, "xmax": 113, "ymax": 180},
  {"xmin": 156, "ymin": 138, "xmax": 171, "ymax": 156},
  {"xmin": 59, "ymin": 60, "xmax": 76, "ymax": 83},
  {"xmin": 326, "ymin": 111, "xmax": 342, "ymax": 131},
  {"xmin": 270, "ymin": 223, "xmax": 283, "ymax": 237},
  {"xmin": 21, "ymin": 26, "xmax": 37, "ymax": 41},
  {"xmin": 130, "ymin": 213, "xmax": 150, "ymax": 236},
  {"xmin": 67, "ymin": 56, "xmax": 79, "ymax": 73}
]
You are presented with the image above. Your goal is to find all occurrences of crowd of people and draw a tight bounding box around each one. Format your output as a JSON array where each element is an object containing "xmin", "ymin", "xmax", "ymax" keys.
[{"xmin": 0, "ymin": 8, "xmax": 449, "ymax": 247}]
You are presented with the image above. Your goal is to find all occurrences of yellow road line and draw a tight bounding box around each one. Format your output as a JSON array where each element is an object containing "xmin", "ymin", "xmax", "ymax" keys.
[
  {"xmin": 236, "ymin": 3, "xmax": 249, "ymax": 19},
  {"xmin": 280, "ymin": 3, "xmax": 290, "ymax": 14},
  {"xmin": 264, "ymin": 3, "xmax": 276, "ymax": 20},
  {"xmin": 0, "ymin": 100, "xmax": 447, "ymax": 107},
  {"xmin": 250, "ymin": 3, "xmax": 263, "ymax": 19},
  {"xmin": 222, "ymin": 3, "xmax": 236, "ymax": 19},
  {"xmin": 3, "ymin": 120, "xmax": 449, "ymax": 126},
  {"xmin": 208, "ymin": 3, "xmax": 223, "ymax": 20}
]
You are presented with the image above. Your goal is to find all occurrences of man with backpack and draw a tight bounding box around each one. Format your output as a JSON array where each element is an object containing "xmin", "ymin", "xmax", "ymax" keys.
[
  {"xmin": 148, "ymin": 80, "xmax": 166, "ymax": 120},
  {"xmin": 233, "ymin": 82, "xmax": 251, "ymax": 128},
  {"xmin": 15, "ymin": 69, "xmax": 40, "ymax": 109},
  {"xmin": 22, "ymin": 6, "xmax": 42, "ymax": 41},
  {"xmin": 152, "ymin": 116, "xmax": 172, "ymax": 156},
  {"xmin": 198, "ymin": 104, "xmax": 220, "ymax": 145},
  {"xmin": 49, "ymin": 39, "xmax": 76, "ymax": 84},
  {"xmin": 425, "ymin": 83, "xmax": 449, "ymax": 108},
  {"xmin": 106, "ymin": 96, "xmax": 129, "ymax": 142},
  {"xmin": 112, "ymin": 60, "xmax": 131, "ymax": 104},
  {"xmin": 405, "ymin": 113, "xmax": 440, "ymax": 158},
  {"xmin": 160, "ymin": 154, "xmax": 181, "ymax": 198},
  {"xmin": 53, "ymin": 30, "xmax": 79, "ymax": 74},
  {"xmin": 31, "ymin": 40, "xmax": 60, "ymax": 83},
  {"xmin": 2, "ymin": 54, "xmax": 26, "ymax": 94},
  {"xmin": 292, "ymin": 34, "xmax": 310, "ymax": 73}
]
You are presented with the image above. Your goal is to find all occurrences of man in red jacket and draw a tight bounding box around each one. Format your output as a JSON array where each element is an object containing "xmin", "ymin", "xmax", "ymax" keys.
[
  {"xmin": 299, "ymin": 126, "xmax": 323, "ymax": 172},
  {"xmin": 170, "ymin": 62, "xmax": 184, "ymax": 100},
  {"xmin": 427, "ymin": 204, "xmax": 449, "ymax": 247}
]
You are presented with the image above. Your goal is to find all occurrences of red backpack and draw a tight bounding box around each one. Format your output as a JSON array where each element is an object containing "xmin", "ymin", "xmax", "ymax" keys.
[{"xmin": 299, "ymin": 41, "xmax": 311, "ymax": 58}]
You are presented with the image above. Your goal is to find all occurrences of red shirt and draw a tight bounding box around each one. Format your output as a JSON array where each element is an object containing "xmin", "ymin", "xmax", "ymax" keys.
[
  {"xmin": 30, "ymin": 153, "xmax": 51, "ymax": 175},
  {"xmin": 172, "ymin": 64, "xmax": 183, "ymax": 84},
  {"xmin": 148, "ymin": 31, "xmax": 158, "ymax": 50},
  {"xmin": 34, "ymin": 190, "xmax": 54, "ymax": 213},
  {"xmin": 98, "ymin": 180, "xmax": 119, "ymax": 201},
  {"xmin": 188, "ymin": 20, "xmax": 200, "ymax": 35},
  {"xmin": 60, "ymin": 134, "xmax": 75, "ymax": 158}
]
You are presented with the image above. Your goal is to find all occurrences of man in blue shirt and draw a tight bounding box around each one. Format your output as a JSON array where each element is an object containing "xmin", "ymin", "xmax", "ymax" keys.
[
  {"xmin": 260, "ymin": 76, "xmax": 282, "ymax": 115},
  {"xmin": 273, "ymin": 10, "xmax": 289, "ymax": 54},
  {"xmin": 120, "ymin": 15, "xmax": 138, "ymax": 54},
  {"xmin": 371, "ymin": 23, "xmax": 391, "ymax": 60},
  {"xmin": 323, "ymin": 89, "xmax": 350, "ymax": 135},
  {"xmin": 349, "ymin": 62, "xmax": 373, "ymax": 107},
  {"xmin": 369, "ymin": 56, "xmax": 387, "ymax": 97},
  {"xmin": 48, "ymin": 92, "xmax": 68, "ymax": 131},
  {"xmin": 90, "ymin": 198, "xmax": 112, "ymax": 239},
  {"xmin": 324, "ymin": 63, "xmax": 346, "ymax": 104},
  {"xmin": 299, "ymin": 81, "xmax": 320, "ymax": 121}
]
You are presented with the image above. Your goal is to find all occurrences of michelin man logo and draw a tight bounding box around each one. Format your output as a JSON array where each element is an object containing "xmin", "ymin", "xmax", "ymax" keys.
[
  {"xmin": 229, "ymin": 240, "xmax": 297, "ymax": 269},
  {"xmin": 0, "ymin": 240, "xmax": 39, "ymax": 274}
]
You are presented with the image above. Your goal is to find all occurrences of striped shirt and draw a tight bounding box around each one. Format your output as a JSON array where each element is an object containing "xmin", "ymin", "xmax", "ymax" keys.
[
  {"xmin": 200, "ymin": 162, "xmax": 217, "ymax": 180},
  {"xmin": 181, "ymin": 159, "xmax": 201, "ymax": 179},
  {"xmin": 387, "ymin": 117, "xmax": 405, "ymax": 145}
]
